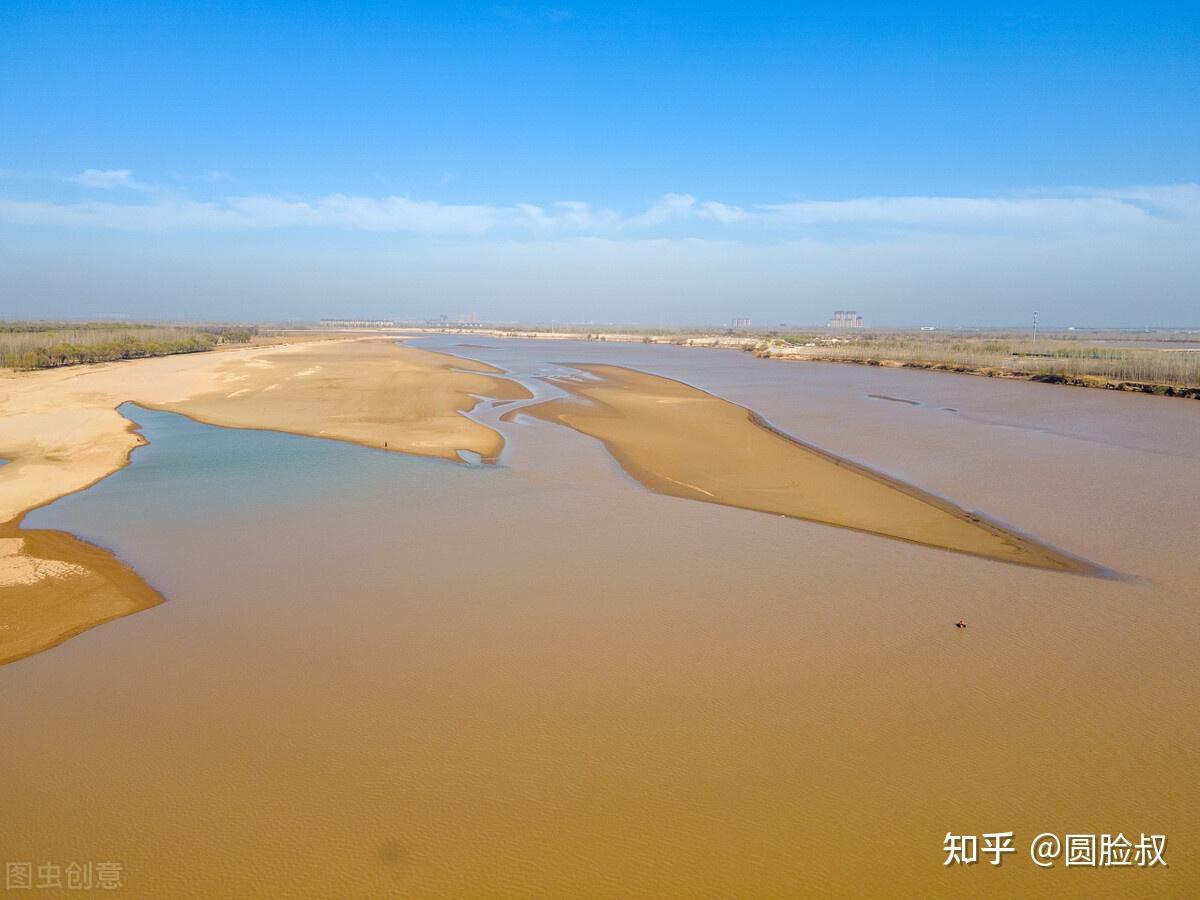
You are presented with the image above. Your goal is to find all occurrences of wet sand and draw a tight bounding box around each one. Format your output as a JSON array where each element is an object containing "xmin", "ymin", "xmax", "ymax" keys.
[
  {"xmin": 517, "ymin": 364, "xmax": 1095, "ymax": 573},
  {"xmin": 0, "ymin": 521, "xmax": 163, "ymax": 666},
  {"xmin": 0, "ymin": 339, "xmax": 528, "ymax": 665}
]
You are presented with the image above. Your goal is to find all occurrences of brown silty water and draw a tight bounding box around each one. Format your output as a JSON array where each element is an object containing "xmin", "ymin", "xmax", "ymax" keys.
[{"xmin": 2, "ymin": 337, "xmax": 1197, "ymax": 897}]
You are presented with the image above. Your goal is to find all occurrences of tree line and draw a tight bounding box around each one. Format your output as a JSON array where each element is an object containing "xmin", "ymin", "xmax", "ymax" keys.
[{"xmin": 1, "ymin": 324, "xmax": 257, "ymax": 370}]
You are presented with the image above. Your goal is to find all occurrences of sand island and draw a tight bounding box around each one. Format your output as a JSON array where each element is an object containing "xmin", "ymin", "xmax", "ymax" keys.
[{"xmin": 513, "ymin": 364, "xmax": 1097, "ymax": 573}]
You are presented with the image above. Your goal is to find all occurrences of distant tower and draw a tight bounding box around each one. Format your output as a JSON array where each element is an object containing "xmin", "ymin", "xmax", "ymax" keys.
[{"xmin": 1033, "ymin": 311, "xmax": 1039, "ymax": 342}]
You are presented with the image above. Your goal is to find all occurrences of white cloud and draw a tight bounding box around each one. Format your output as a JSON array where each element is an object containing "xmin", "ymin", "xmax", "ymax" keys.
[
  {"xmin": 754, "ymin": 193, "xmax": 1167, "ymax": 230},
  {"xmin": 697, "ymin": 200, "xmax": 747, "ymax": 224},
  {"xmin": 3, "ymin": 177, "xmax": 1198, "ymax": 241},
  {"xmin": 68, "ymin": 168, "xmax": 144, "ymax": 190},
  {"xmin": 0, "ymin": 189, "xmax": 619, "ymax": 234},
  {"xmin": 491, "ymin": 4, "xmax": 574, "ymax": 23},
  {"xmin": 629, "ymin": 192, "xmax": 697, "ymax": 227},
  {"xmin": 515, "ymin": 200, "xmax": 620, "ymax": 232}
]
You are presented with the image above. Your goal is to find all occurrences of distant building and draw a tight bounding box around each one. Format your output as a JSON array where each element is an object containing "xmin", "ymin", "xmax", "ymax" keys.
[
  {"xmin": 458, "ymin": 313, "xmax": 477, "ymax": 325},
  {"xmin": 731, "ymin": 317, "xmax": 751, "ymax": 328},
  {"xmin": 827, "ymin": 310, "xmax": 864, "ymax": 329},
  {"xmin": 319, "ymin": 319, "xmax": 396, "ymax": 327}
]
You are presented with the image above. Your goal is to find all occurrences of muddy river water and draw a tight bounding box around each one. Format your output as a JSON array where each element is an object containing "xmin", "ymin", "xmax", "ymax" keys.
[{"xmin": 4, "ymin": 337, "xmax": 1196, "ymax": 897}]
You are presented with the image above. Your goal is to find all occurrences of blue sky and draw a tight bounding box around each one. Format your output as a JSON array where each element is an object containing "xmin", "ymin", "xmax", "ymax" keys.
[{"xmin": 2, "ymin": 1, "xmax": 1197, "ymax": 325}]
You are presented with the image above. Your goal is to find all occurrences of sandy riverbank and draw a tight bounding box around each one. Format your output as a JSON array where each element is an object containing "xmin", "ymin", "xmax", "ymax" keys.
[
  {"xmin": 514, "ymin": 363, "xmax": 1096, "ymax": 573},
  {"xmin": 0, "ymin": 338, "xmax": 528, "ymax": 665}
]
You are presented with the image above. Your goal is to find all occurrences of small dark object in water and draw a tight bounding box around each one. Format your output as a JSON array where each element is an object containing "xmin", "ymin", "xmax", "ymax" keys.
[{"xmin": 955, "ymin": 619, "xmax": 967, "ymax": 629}]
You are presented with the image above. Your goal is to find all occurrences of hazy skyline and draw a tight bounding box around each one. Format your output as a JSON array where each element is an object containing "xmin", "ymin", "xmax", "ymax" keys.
[{"xmin": 2, "ymin": 2, "xmax": 1197, "ymax": 325}]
